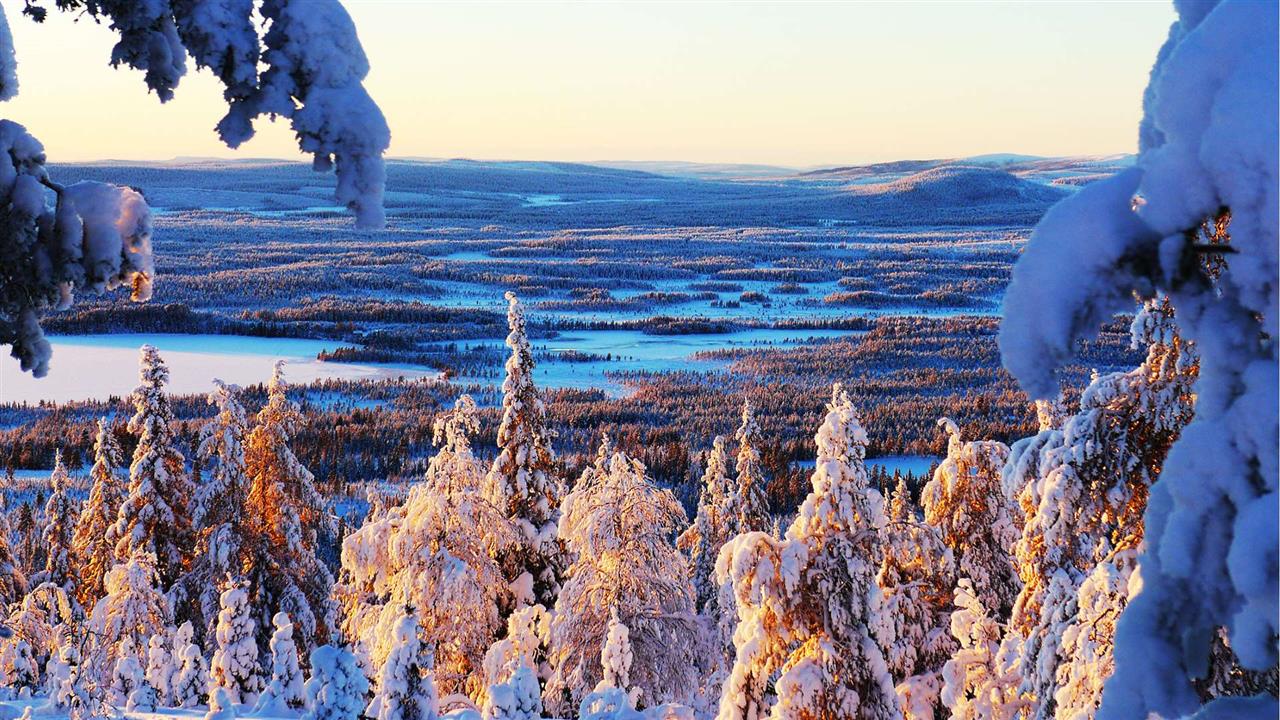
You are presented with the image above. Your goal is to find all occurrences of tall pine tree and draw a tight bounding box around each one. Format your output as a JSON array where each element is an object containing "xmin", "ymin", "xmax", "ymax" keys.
[
  {"xmin": 483, "ymin": 292, "xmax": 564, "ymax": 609},
  {"xmin": 72, "ymin": 419, "xmax": 125, "ymax": 607},
  {"xmin": 112, "ymin": 345, "xmax": 195, "ymax": 588}
]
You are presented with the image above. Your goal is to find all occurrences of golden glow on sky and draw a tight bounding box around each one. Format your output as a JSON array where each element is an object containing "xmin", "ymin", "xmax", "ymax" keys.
[{"xmin": 4, "ymin": 1, "xmax": 1175, "ymax": 167}]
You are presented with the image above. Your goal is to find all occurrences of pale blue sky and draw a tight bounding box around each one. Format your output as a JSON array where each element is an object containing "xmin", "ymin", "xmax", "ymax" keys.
[{"xmin": 4, "ymin": 1, "xmax": 1176, "ymax": 166}]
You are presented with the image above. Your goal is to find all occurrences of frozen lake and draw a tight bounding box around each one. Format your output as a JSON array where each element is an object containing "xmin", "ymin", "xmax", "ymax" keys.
[
  {"xmin": 0, "ymin": 334, "xmax": 438, "ymax": 406},
  {"xmin": 459, "ymin": 327, "xmax": 861, "ymax": 396}
]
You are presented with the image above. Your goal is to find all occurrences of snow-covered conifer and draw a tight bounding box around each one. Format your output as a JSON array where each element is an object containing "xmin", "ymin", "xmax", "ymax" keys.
[
  {"xmin": 997, "ymin": 3, "xmax": 1277, "ymax": 717},
  {"xmin": 340, "ymin": 395, "xmax": 516, "ymax": 699},
  {"xmin": 109, "ymin": 637, "xmax": 146, "ymax": 707},
  {"xmin": 547, "ymin": 449, "xmax": 700, "ymax": 715},
  {"xmin": 726, "ymin": 401, "xmax": 771, "ymax": 536},
  {"xmin": 878, "ymin": 475, "xmax": 957, "ymax": 719},
  {"xmin": 113, "ymin": 345, "xmax": 196, "ymax": 588},
  {"xmin": 366, "ymin": 609, "xmax": 438, "ymax": 720},
  {"xmin": 0, "ymin": 637, "xmax": 36, "ymax": 692},
  {"xmin": 303, "ymin": 645, "xmax": 370, "ymax": 720},
  {"xmin": 598, "ymin": 610, "xmax": 638, "ymax": 704},
  {"xmin": 676, "ymin": 436, "xmax": 734, "ymax": 616},
  {"xmin": 1003, "ymin": 298, "xmax": 1198, "ymax": 719},
  {"xmin": 210, "ymin": 579, "xmax": 260, "ymax": 704},
  {"xmin": 940, "ymin": 579, "xmax": 1023, "ymax": 720},
  {"xmin": 205, "ymin": 686, "xmax": 238, "ymax": 720},
  {"xmin": 32, "ymin": 451, "xmax": 79, "ymax": 596},
  {"xmin": 171, "ymin": 622, "xmax": 210, "ymax": 708},
  {"xmin": 254, "ymin": 612, "xmax": 305, "ymax": 713},
  {"xmin": 716, "ymin": 384, "xmax": 898, "ymax": 720},
  {"xmin": 481, "ymin": 603, "xmax": 550, "ymax": 705},
  {"xmin": 175, "ymin": 380, "xmax": 254, "ymax": 646},
  {"xmin": 244, "ymin": 361, "xmax": 336, "ymax": 655},
  {"xmin": 146, "ymin": 632, "xmax": 176, "ymax": 707},
  {"xmin": 483, "ymin": 293, "xmax": 565, "ymax": 609},
  {"xmin": 0, "ymin": 495, "xmax": 27, "ymax": 608},
  {"xmin": 483, "ymin": 661, "xmax": 541, "ymax": 720},
  {"xmin": 86, "ymin": 552, "xmax": 171, "ymax": 687},
  {"xmin": 920, "ymin": 418, "xmax": 1019, "ymax": 619},
  {"xmin": 72, "ymin": 419, "xmax": 125, "ymax": 607}
]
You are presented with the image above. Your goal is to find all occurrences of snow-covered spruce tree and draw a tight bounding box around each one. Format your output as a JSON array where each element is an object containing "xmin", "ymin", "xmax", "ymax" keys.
[
  {"xmin": 0, "ymin": 495, "xmax": 28, "ymax": 608},
  {"xmin": 254, "ymin": 612, "xmax": 305, "ymax": 713},
  {"xmin": 575, "ymin": 611, "xmax": 645, "ymax": 717},
  {"xmin": 997, "ymin": 3, "xmax": 1277, "ymax": 717},
  {"xmin": 726, "ymin": 401, "xmax": 772, "ymax": 536},
  {"xmin": 340, "ymin": 395, "xmax": 516, "ymax": 700},
  {"xmin": 677, "ymin": 436, "xmax": 735, "ymax": 616},
  {"xmin": 108, "ymin": 636, "xmax": 146, "ymax": 706},
  {"xmin": 675, "ymin": 436, "xmax": 738, "ymax": 705},
  {"xmin": 715, "ymin": 384, "xmax": 898, "ymax": 720},
  {"xmin": 547, "ymin": 448, "xmax": 700, "ymax": 715},
  {"xmin": 940, "ymin": 579, "xmax": 1023, "ymax": 720},
  {"xmin": 1002, "ymin": 298, "xmax": 1198, "ymax": 720},
  {"xmin": 171, "ymin": 621, "xmax": 210, "ymax": 708},
  {"xmin": 204, "ymin": 686, "xmax": 237, "ymax": 720},
  {"xmin": 243, "ymin": 361, "xmax": 336, "ymax": 656},
  {"xmin": 303, "ymin": 645, "xmax": 371, "ymax": 720},
  {"xmin": 483, "ymin": 293, "xmax": 565, "ymax": 609},
  {"xmin": 146, "ymin": 632, "xmax": 176, "ymax": 707},
  {"xmin": 0, "ymin": 0, "xmax": 389, "ymax": 376},
  {"xmin": 366, "ymin": 608, "xmax": 439, "ymax": 720},
  {"xmin": 31, "ymin": 451, "xmax": 79, "ymax": 598},
  {"xmin": 87, "ymin": 551, "xmax": 171, "ymax": 687},
  {"xmin": 0, "ymin": 634, "xmax": 36, "ymax": 692},
  {"xmin": 71, "ymin": 418, "xmax": 125, "ymax": 607},
  {"xmin": 920, "ymin": 418, "xmax": 1019, "ymax": 619},
  {"xmin": 484, "ymin": 661, "xmax": 541, "ymax": 720},
  {"xmin": 877, "ymin": 475, "xmax": 957, "ymax": 720},
  {"xmin": 42, "ymin": 643, "xmax": 97, "ymax": 718},
  {"xmin": 210, "ymin": 579, "xmax": 260, "ymax": 704},
  {"xmin": 113, "ymin": 345, "xmax": 196, "ymax": 589},
  {"xmin": 174, "ymin": 379, "xmax": 253, "ymax": 645},
  {"xmin": 481, "ymin": 603, "xmax": 551, "ymax": 713}
]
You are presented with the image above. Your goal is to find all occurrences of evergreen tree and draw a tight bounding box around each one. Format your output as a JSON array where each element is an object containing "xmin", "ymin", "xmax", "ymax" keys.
[
  {"xmin": 727, "ymin": 400, "xmax": 771, "ymax": 535},
  {"xmin": 920, "ymin": 418, "xmax": 1019, "ymax": 619},
  {"xmin": 254, "ymin": 612, "xmax": 306, "ymax": 713},
  {"xmin": 146, "ymin": 632, "xmax": 176, "ymax": 708},
  {"xmin": 340, "ymin": 395, "xmax": 516, "ymax": 699},
  {"xmin": 204, "ymin": 687, "xmax": 237, "ymax": 720},
  {"xmin": 175, "ymin": 380, "xmax": 253, "ymax": 646},
  {"xmin": 366, "ymin": 609, "xmax": 438, "ymax": 720},
  {"xmin": 1004, "ymin": 299, "xmax": 1199, "ymax": 719},
  {"xmin": 481, "ymin": 604, "xmax": 550, "ymax": 712},
  {"xmin": 112, "ymin": 345, "xmax": 196, "ymax": 588},
  {"xmin": 716, "ymin": 384, "xmax": 898, "ymax": 720},
  {"xmin": 86, "ymin": 551, "xmax": 171, "ymax": 687},
  {"xmin": 302, "ymin": 645, "xmax": 369, "ymax": 720},
  {"xmin": 0, "ymin": 495, "xmax": 28, "ymax": 608},
  {"xmin": 548, "ymin": 448, "xmax": 700, "ymax": 715},
  {"xmin": 677, "ymin": 436, "xmax": 734, "ymax": 616},
  {"xmin": 72, "ymin": 419, "xmax": 125, "ymax": 607},
  {"xmin": 940, "ymin": 579, "xmax": 1022, "ymax": 720},
  {"xmin": 32, "ymin": 451, "xmax": 79, "ymax": 596},
  {"xmin": 210, "ymin": 579, "xmax": 260, "ymax": 704},
  {"xmin": 483, "ymin": 292, "xmax": 564, "ymax": 609},
  {"xmin": 171, "ymin": 621, "xmax": 210, "ymax": 708},
  {"xmin": 878, "ymin": 476, "xmax": 958, "ymax": 719},
  {"xmin": 244, "ymin": 362, "xmax": 336, "ymax": 657}
]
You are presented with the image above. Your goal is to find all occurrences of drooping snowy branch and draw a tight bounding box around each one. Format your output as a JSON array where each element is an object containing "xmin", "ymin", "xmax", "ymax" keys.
[{"xmin": 997, "ymin": 2, "xmax": 1277, "ymax": 717}]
